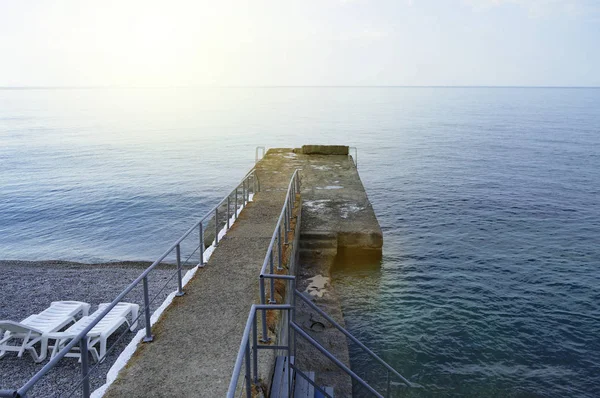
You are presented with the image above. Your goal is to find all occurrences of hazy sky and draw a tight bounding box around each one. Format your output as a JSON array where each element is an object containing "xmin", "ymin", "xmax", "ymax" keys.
[{"xmin": 0, "ymin": 0, "xmax": 598, "ymax": 87}]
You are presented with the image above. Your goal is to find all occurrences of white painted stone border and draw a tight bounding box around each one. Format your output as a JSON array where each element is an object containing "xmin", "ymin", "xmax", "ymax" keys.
[{"xmin": 92, "ymin": 194, "xmax": 253, "ymax": 397}]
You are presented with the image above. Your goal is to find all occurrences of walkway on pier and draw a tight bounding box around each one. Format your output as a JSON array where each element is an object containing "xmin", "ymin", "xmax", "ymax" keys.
[
  {"xmin": 104, "ymin": 157, "xmax": 296, "ymax": 397},
  {"xmin": 104, "ymin": 146, "xmax": 381, "ymax": 397}
]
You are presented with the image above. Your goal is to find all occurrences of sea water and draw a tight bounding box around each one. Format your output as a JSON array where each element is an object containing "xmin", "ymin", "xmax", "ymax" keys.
[{"xmin": 1, "ymin": 87, "xmax": 598, "ymax": 396}]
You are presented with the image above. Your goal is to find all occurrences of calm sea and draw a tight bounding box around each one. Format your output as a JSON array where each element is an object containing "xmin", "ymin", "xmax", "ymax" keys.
[{"xmin": 1, "ymin": 87, "xmax": 599, "ymax": 397}]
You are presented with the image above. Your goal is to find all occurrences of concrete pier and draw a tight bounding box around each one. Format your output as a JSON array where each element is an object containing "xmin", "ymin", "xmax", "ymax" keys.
[
  {"xmin": 102, "ymin": 146, "xmax": 382, "ymax": 397},
  {"xmin": 289, "ymin": 145, "xmax": 383, "ymax": 397}
]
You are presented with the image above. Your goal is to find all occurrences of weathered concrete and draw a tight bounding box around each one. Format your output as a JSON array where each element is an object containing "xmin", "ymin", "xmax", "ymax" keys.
[
  {"xmin": 102, "ymin": 146, "xmax": 380, "ymax": 397},
  {"xmin": 104, "ymin": 155, "xmax": 299, "ymax": 398},
  {"xmin": 298, "ymin": 145, "xmax": 349, "ymax": 156},
  {"xmin": 298, "ymin": 150, "xmax": 382, "ymax": 397},
  {"xmin": 256, "ymin": 147, "xmax": 382, "ymax": 397}
]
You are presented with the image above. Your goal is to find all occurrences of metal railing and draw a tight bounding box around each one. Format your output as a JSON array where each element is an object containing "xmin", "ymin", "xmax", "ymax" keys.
[
  {"xmin": 255, "ymin": 146, "xmax": 266, "ymax": 163},
  {"xmin": 0, "ymin": 170, "xmax": 259, "ymax": 398},
  {"xmin": 294, "ymin": 290, "xmax": 414, "ymax": 397},
  {"xmin": 258, "ymin": 169, "xmax": 301, "ymax": 342},
  {"xmin": 227, "ymin": 165, "xmax": 415, "ymax": 397},
  {"xmin": 227, "ymin": 169, "xmax": 301, "ymax": 397},
  {"xmin": 227, "ymin": 301, "xmax": 346, "ymax": 398},
  {"xmin": 228, "ymin": 289, "xmax": 413, "ymax": 398},
  {"xmin": 227, "ymin": 304, "xmax": 293, "ymax": 398},
  {"xmin": 350, "ymin": 146, "xmax": 358, "ymax": 167}
]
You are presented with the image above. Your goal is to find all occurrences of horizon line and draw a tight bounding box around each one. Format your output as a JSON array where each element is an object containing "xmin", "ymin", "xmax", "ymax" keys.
[{"xmin": 0, "ymin": 85, "xmax": 599, "ymax": 90}]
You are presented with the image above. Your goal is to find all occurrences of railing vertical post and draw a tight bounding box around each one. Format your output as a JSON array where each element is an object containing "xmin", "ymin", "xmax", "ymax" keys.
[
  {"xmin": 287, "ymin": 307, "xmax": 292, "ymax": 398},
  {"xmin": 176, "ymin": 244, "xmax": 184, "ymax": 296},
  {"xmin": 215, "ymin": 209, "xmax": 219, "ymax": 246},
  {"xmin": 292, "ymin": 282, "xmax": 297, "ymax": 361},
  {"xmin": 246, "ymin": 177, "xmax": 250, "ymax": 202},
  {"xmin": 80, "ymin": 337, "xmax": 90, "ymax": 398},
  {"xmin": 259, "ymin": 278, "xmax": 269, "ymax": 342},
  {"xmin": 253, "ymin": 311, "xmax": 259, "ymax": 383},
  {"xmin": 284, "ymin": 208, "xmax": 289, "ymax": 245},
  {"xmin": 285, "ymin": 204, "xmax": 291, "ymax": 233},
  {"xmin": 269, "ymin": 252, "xmax": 275, "ymax": 304},
  {"xmin": 227, "ymin": 196, "xmax": 231, "ymax": 229},
  {"xmin": 290, "ymin": 183, "xmax": 296, "ymax": 210},
  {"xmin": 242, "ymin": 180, "xmax": 246, "ymax": 205},
  {"xmin": 277, "ymin": 225, "xmax": 283, "ymax": 270},
  {"xmin": 245, "ymin": 341, "xmax": 252, "ymax": 398},
  {"xmin": 386, "ymin": 370, "xmax": 391, "ymax": 398},
  {"xmin": 142, "ymin": 276, "xmax": 154, "ymax": 342},
  {"xmin": 235, "ymin": 187, "xmax": 238, "ymax": 220},
  {"xmin": 199, "ymin": 222, "xmax": 204, "ymax": 266}
]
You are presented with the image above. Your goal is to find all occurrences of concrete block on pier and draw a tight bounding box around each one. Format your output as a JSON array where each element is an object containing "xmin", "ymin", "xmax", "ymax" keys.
[{"xmin": 299, "ymin": 145, "xmax": 349, "ymax": 155}]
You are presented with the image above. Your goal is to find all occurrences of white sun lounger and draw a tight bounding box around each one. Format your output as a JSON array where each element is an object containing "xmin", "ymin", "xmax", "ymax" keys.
[
  {"xmin": 0, "ymin": 301, "xmax": 90, "ymax": 362},
  {"xmin": 48, "ymin": 302, "xmax": 139, "ymax": 362}
]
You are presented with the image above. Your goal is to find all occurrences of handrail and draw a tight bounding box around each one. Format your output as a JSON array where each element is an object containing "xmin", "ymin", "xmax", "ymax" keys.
[
  {"xmin": 177, "ymin": 167, "xmax": 259, "ymax": 246},
  {"xmin": 349, "ymin": 146, "xmax": 358, "ymax": 167},
  {"xmin": 228, "ymin": 161, "xmax": 414, "ymax": 397},
  {"xmin": 6, "ymin": 168, "xmax": 258, "ymax": 398},
  {"xmin": 255, "ymin": 146, "xmax": 266, "ymax": 163},
  {"xmin": 227, "ymin": 305, "xmax": 256, "ymax": 398},
  {"xmin": 258, "ymin": 169, "xmax": 301, "ymax": 341},
  {"xmin": 229, "ymin": 301, "xmax": 404, "ymax": 398},
  {"xmin": 227, "ymin": 304, "xmax": 293, "ymax": 398},
  {"xmin": 228, "ymin": 170, "xmax": 302, "ymax": 397},
  {"xmin": 258, "ymin": 169, "xmax": 300, "ymax": 276},
  {"xmin": 295, "ymin": 289, "xmax": 413, "ymax": 388},
  {"xmin": 291, "ymin": 366, "xmax": 334, "ymax": 398},
  {"xmin": 291, "ymin": 323, "xmax": 383, "ymax": 398}
]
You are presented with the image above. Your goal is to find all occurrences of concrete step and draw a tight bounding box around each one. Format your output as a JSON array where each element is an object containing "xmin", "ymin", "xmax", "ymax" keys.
[
  {"xmin": 299, "ymin": 231, "xmax": 337, "ymax": 241},
  {"xmin": 294, "ymin": 371, "xmax": 315, "ymax": 398},
  {"xmin": 299, "ymin": 248, "xmax": 337, "ymax": 259},
  {"xmin": 299, "ymin": 240, "xmax": 337, "ymax": 250}
]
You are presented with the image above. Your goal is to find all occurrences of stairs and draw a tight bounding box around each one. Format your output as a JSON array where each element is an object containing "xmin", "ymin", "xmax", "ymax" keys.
[
  {"xmin": 270, "ymin": 356, "xmax": 334, "ymax": 398},
  {"xmin": 299, "ymin": 232, "xmax": 338, "ymax": 260}
]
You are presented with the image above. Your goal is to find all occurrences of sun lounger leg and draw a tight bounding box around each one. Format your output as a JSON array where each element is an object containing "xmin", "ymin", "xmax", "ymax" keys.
[
  {"xmin": 50, "ymin": 339, "xmax": 60, "ymax": 359},
  {"xmin": 130, "ymin": 305, "xmax": 139, "ymax": 331},
  {"xmin": 100, "ymin": 337, "xmax": 107, "ymax": 360},
  {"xmin": 90, "ymin": 346, "xmax": 100, "ymax": 363},
  {"xmin": 17, "ymin": 331, "xmax": 32, "ymax": 358},
  {"xmin": 38, "ymin": 337, "xmax": 49, "ymax": 362}
]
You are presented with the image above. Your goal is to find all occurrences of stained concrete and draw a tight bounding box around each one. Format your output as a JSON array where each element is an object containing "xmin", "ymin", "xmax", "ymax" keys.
[
  {"xmin": 104, "ymin": 155, "xmax": 298, "ymax": 398},
  {"xmin": 102, "ymin": 147, "xmax": 381, "ymax": 397},
  {"xmin": 257, "ymin": 148, "xmax": 383, "ymax": 397}
]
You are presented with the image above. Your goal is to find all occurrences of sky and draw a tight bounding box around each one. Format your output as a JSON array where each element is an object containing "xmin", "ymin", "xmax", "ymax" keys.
[{"xmin": 0, "ymin": 0, "xmax": 598, "ymax": 87}]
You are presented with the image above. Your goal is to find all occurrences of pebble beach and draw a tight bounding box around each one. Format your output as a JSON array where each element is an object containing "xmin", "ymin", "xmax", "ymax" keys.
[{"xmin": 0, "ymin": 260, "xmax": 191, "ymax": 397}]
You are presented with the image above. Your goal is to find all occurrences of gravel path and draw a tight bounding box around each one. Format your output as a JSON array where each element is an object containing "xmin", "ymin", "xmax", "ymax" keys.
[{"xmin": 0, "ymin": 260, "xmax": 193, "ymax": 398}]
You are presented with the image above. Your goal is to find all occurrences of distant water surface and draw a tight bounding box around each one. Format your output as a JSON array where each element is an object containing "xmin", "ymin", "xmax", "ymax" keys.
[{"xmin": 0, "ymin": 87, "xmax": 599, "ymax": 396}]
